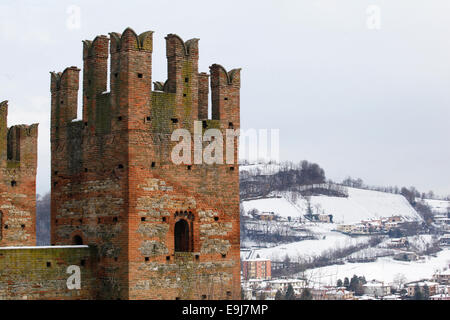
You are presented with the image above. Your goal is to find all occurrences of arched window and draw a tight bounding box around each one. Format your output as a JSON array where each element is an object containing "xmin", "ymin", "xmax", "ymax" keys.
[
  {"xmin": 174, "ymin": 219, "xmax": 190, "ymax": 252},
  {"xmin": 73, "ymin": 235, "xmax": 83, "ymax": 245}
]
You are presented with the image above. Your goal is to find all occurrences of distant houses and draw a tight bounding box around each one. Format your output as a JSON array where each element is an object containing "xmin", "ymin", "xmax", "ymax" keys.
[
  {"xmin": 439, "ymin": 234, "xmax": 450, "ymax": 246},
  {"xmin": 241, "ymin": 270, "xmax": 450, "ymax": 300},
  {"xmin": 255, "ymin": 211, "xmax": 276, "ymax": 221},
  {"xmin": 406, "ymin": 281, "xmax": 440, "ymax": 297},
  {"xmin": 433, "ymin": 214, "xmax": 450, "ymax": 232},
  {"xmin": 304, "ymin": 213, "xmax": 333, "ymax": 223},
  {"xmin": 363, "ymin": 280, "xmax": 391, "ymax": 297},
  {"xmin": 393, "ymin": 251, "xmax": 419, "ymax": 262},
  {"xmin": 242, "ymin": 258, "xmax": 272, "ymax": 280},
  {"xmin": 336, "ymin": 215, "xmax": 404, "ymax": 235},
  {"xmin": 433, "ymin": 269, "xmax": 450, "ymax": 285}
]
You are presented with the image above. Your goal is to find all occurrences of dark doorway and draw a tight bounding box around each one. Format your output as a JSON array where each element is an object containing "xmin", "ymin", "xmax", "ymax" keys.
[
  {"xmin": 174, "ymin": 219, "xmax": 190, "ymax": 252},
  {"xmin": 73, "ymin": 235, "xmax": 83, "ymax": 245}
]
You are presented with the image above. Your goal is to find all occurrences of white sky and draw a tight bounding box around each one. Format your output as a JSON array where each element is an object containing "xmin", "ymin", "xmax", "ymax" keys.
[{"xmin": 1, "ymin": 0, "xmax": 449, "ymax": 197}]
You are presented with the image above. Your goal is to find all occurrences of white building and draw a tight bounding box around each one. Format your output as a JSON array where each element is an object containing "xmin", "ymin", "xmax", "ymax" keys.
[{"xmin": 363, "ymin": 280, "xmax": 391, "ymax": 297}]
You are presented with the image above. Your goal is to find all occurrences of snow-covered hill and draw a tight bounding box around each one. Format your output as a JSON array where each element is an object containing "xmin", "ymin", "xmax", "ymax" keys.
[
  {"xmin": 242, "ymin": 187, "xmax": 422, "ymax": 224},
  {"xmin": 417, "ymin": 198, "xmax": 450, "ymax": 214},
  {"xmin": 243, "ymin": 223, "xmax": 371, "ymax": 261}
]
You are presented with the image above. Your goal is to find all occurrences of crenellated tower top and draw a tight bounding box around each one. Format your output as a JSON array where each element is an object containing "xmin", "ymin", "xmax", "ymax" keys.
[{"xmin": 50, "ymin": 27, "xmax": 241, "ymax": 139}]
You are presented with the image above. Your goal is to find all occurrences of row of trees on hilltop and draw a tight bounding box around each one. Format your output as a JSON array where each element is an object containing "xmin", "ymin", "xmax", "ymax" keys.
[
  {"xmin": 342, "ymin": 176, "xmax": 450, "ymax": 202},
  {"xmin": 240, "ymin": 160, "xmax": 326, "ymax": 200}
]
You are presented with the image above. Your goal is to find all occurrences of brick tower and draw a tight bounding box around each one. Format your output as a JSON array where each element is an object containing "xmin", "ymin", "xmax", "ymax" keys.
[
  {"xmin": 0, "ymin": 100, "xmax": 38, "ymax": 247},
  {"xmin": 50, "ymin": 28, "xmax": 241, "ymax": 300}
]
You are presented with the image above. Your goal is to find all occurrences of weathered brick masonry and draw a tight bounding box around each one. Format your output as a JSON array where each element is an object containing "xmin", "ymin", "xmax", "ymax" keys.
[
  {"xmin": 51, "ymin": 28, "xmax": 241, "ymax": 300},
  {"xmin": 0, "ymin": 100, "xmax": 38, "ymax": 247},
  {"xmin": 0, "ymin": 246, "xmax": 97, "ymax": 299}
]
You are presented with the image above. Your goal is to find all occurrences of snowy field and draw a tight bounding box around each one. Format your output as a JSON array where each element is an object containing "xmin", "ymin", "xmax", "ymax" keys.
[
  {"xmin": 242, "ymin": 196, "xmax": 301, "ymax": 219},
  {"xmin": 243, "ymin": 223, "xmax": 371, "ymax": 261},
  {"xmin": 417, "ymin": 198, "xmax": 450, "ymax": 214},
  {"xmin": 242, "ymin": 187, "xmax": 422, "ymax": 224},
  {"xmin": 305, "ymin": 248, "xmax": 450, "ymax": 286}
]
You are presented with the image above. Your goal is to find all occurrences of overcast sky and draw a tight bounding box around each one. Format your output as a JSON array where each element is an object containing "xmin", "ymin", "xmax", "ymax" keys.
[{"xmin": 1, "ymin": 0, "xmax": 449, "ymax": 197}]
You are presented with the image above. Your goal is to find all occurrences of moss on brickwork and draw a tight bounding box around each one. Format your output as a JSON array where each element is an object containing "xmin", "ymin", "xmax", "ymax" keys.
[
  {"xmin": 203, "ymin": 119, "xmax": 221, "ymax": 130},
  {"xmin": 6, "ymin": 160, "xmax": 20, "ymax": 169},
  {"xmin": 181, "ymin": 60, "xmax": 193, "ymax": 128},
  {"xmin": 95, "ymin": 93, "xmax": 112, "ymax": 135},
  {"xmin": 151, "ymin": 91, "xmax": 176, "ymax": 134},
  {"xmin": 0, "ymin": 247, "xmax": 98, "ymax": 300}
]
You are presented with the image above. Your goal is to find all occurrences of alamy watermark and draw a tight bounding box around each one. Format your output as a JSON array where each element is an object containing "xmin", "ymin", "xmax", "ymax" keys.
[
  {"xmin": 66, "ymin": 5, "xmax": 81, "ymax": 30},
  {"xmin": 366, "ymin": 5, "xmax": 381, "ymax": 30},
  {"xmin": 66, "ymin": 265, "xmax": 81, "ymax": 290},
  {"xmin": 171, "ymin": 121, "xmax": 279, "ymax": 165}
]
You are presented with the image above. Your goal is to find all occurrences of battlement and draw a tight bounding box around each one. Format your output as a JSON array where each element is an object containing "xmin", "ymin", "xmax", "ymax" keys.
[
  {"xmin": 0, "ymin": 100, "xmax": 38, "ymax": 248},
  {"xmin": 109, "ymin": 28, "xmax": 153, "ymax": 53},
  {"xmin": 0, "ymin": 100, "xmax": 38, "ymax": 169},
  {"xmin": 50, "ymin": 27, "xmax": 240, "ymax": 138},
  {"xmin": 210, "ymin": 64, "xmax": 241, "ymax": 124}
]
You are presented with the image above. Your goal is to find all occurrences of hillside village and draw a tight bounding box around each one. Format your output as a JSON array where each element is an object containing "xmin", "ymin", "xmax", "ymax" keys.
[{"xmin": 239, "ymin": 162, "xmax": 450, "ymax": 300}]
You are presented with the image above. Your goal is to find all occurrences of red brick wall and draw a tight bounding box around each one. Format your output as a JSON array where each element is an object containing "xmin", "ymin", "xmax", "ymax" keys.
[
  {"xmin": 0, "ymin": 100, "xmax": 38, "ymax": 247},
  {"xmin": 51, "ymin": 28, "xmax": 241, "ymax": 300}
]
